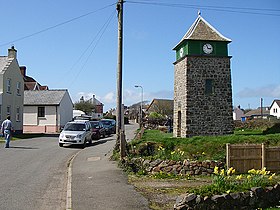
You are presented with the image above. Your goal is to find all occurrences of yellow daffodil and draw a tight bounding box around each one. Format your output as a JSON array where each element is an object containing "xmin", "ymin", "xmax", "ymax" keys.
[
  {"xmin": 214, "ymin": 166, "xmax": 219, "ymax": 175},
  {"xmin": 227, "ymin": 167, "xmax": 235, "ymax": 176},
  {"xmin": 269, "ymin": 173, "xmax": 276, "ymax": 180},
  {"xmin": 220, "ymin": 169, "xmax": 225, "ymax": 176},
  {"xmin": 248, "ymin": 169, "xmax": 256, "ymax": 174},
  {"xmin": 236, "ymin": 175, "xmax": 243, "ymax": 180}
]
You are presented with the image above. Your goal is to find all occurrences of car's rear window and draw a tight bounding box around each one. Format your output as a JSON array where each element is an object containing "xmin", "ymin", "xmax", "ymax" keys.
[
  {"xmin": 101, "ymin": 121, "xmax": 111, "ymax": 125},
  {"xmin": 64, "ymin": 123, "xmax": 85, "ymax": 131},
  {"xmin": 90, "ymin": 122, "xmax": 99, "ymax": 128}
]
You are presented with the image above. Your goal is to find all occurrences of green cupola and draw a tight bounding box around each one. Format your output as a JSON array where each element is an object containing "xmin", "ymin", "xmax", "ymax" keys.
[{"xmin": 173, "ymin": 14, "xmax": 231, "ymax": 61}]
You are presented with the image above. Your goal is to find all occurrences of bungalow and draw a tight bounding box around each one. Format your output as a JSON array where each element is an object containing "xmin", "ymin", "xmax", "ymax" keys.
[
  {"xmin": 23, "ymin": 90, "xmax": 73, "ymax": 133},
  {"xmin": 244, "ymin": 107, "xmax": 271, "ymax": 120}
]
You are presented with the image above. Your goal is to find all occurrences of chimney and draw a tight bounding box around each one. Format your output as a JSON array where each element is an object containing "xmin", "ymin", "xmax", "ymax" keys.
[
  {"xmin": 8, "ymin": 46, "xmax": 17, "ymax": 59},
  {"xmin": 20, "ymin": 66, "xmax": 26, "ymax": 77}
]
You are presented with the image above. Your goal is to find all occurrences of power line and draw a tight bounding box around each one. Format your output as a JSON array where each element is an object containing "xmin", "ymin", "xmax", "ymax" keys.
[
  {"xmin": 126, "ymin": 0, "xmax": 280, "ymax": 17},
  {"xmin": 0, "ymin": 3, "xmax": 116, "ymax": 47},
  {"xmin": 67, "ymin": 9, "xmax": 116, "ymax": 87}
]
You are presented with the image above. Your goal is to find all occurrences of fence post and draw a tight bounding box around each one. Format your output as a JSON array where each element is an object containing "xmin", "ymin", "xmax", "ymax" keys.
[
  {"xmin": 226, "ymin": 143, "xmax": 230, "ymax": 170},
  {"xmin": 262, "ymin": 143, "xmax": 266, "ymax": 169}
]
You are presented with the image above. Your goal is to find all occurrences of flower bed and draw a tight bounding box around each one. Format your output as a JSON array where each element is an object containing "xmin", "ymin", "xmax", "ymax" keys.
[{"xmin": 174, "ymin": 184, "xmax": 280, "ymax": 210}]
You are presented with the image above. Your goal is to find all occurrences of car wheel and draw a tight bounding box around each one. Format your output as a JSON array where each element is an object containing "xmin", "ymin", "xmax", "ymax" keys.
[
  {"xmin": 81, "ymin": 141, "xmax": 86, "ymax": 149},
  {"xmin": 59, "ymin": 143, "xmax": 63, "ymax": 147}
]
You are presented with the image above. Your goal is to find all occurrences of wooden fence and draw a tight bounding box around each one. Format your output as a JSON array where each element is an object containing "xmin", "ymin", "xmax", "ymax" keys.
[{"xmin": 226, "ymin": 143, "xmax": 280, "ymax": 173}]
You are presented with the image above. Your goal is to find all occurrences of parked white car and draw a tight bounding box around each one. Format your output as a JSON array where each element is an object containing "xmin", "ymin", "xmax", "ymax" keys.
[{"xmin": 59, "ymin": 120, "xmax": 92, "ymax": 148}]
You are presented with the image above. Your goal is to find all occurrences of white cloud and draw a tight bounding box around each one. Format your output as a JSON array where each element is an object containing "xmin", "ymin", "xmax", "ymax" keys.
[
  {"xmin": 236, "ymin": 84, "xmax": 280, "ymax": 98},
  {"xmin": 102, "ymin": 92, "xmax": 115, "ymax": 104}
]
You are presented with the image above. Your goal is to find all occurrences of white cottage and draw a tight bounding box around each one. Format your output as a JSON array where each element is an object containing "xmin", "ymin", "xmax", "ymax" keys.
[
  {"xmin": 23, "ymin": 90, "xmax": 73, "ymax": 133},
  {"xmin": 270, "ymin": 100, "xmax": 280, "ymax": 119},
  {"xmin": 0, "ymin": 47, "xmax": 24, "ymax": 133}
]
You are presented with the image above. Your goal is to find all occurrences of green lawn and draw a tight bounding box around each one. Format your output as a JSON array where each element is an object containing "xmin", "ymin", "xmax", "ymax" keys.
[{"xmin": 129, "ymin": 129, "xmax": 280, "ymax": 161}]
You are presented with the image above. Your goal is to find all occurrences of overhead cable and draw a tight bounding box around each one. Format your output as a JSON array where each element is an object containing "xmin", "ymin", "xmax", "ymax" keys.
[{"xmin": 0, "ymin": 3, "xmax": 116, "ymax": 47}]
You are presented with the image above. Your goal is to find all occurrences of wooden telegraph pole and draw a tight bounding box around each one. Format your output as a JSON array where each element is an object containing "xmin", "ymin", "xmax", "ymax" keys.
[{"xmin": 116, "ymin": 0, "xmax": 126, "ymax": 158}]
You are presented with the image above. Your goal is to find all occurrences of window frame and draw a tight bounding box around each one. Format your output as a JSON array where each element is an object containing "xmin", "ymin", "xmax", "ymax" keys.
[
  {"xmin": 16, "ymin": 81, "xmax": 21, "ymax": 95},
  {"xmin": 205, "ymin": 79, "xmax": 214, "ymax": 95},
  {"xmin": 16, "ymin": 106, "xmax": 20, "ymax": 122},
  {"xmin": 7, "ymin": 78, "xmax": 11, "ymax": 93},
  {"xmin": 38, "ymin": 106, "xmax": 45, "ymax": 118},
  {"xmin": 7, "ymin": 106, "xmax": 11, "ymax": 115}
]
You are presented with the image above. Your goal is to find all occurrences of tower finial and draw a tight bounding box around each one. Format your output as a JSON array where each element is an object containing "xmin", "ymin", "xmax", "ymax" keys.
[{"xmin": 198, "ymin": 10, "xmax": 201, "ymax": 16}]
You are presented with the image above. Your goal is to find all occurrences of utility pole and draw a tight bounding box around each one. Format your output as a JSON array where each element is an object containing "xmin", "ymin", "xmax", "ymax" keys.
[
  {"xmin": 260, "ymin": 98, "xmax": 263, "ymax": 119},
  {"xmin": 135, "ymin": 85, "xmax": 143, "ymax": 128},
  {"xmin": 116, "ymin": 0, "xmax": 126, "ymax": 158}
]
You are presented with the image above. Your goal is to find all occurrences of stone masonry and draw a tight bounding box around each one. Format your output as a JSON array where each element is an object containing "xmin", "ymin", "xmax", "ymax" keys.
[{"xmin": 173, "ymin": 55, "xmax": 234, "ymax": 137}]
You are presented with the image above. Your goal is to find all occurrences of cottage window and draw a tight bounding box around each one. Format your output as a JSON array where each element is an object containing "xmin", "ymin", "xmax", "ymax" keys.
[
  {"xmin": 205, "ymin": 79, "xmax": 214, "ymax": 95},
  {"xmin": 16, "ymin": 82, "xmax": 21, "ymax": 95},
  {"xmin": 7, "ymin": 106, "xmax": 11, "ymax": 115},
  {"xmin": 16, "ymin": 107, "xmax": 20, "ymax": 122},
  {"xmin": 274, "ymin": 108, "xmax": 278, "ymax": 113},
  {"xmin": 38, "ymin": 107, "xmax": 45, "ymax": 118},
  {"xmin": 7, "ymin": 79, "xmax": 11, "ymax": 93}
]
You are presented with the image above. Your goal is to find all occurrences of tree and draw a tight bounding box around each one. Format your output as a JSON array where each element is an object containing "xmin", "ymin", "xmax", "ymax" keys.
[{"xmin": 74, "ymin": 100, "xmax": 94, "ymax": 115}]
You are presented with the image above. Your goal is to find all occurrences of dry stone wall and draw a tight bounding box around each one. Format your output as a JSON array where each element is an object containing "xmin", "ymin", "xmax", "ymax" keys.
[
  {"xmin": 174, "ymin": 185, "xmax": 280, "ymax": 210},
  {"xmin": 126, "ymin": 158, "xmax": 224, "ymax": 176}
]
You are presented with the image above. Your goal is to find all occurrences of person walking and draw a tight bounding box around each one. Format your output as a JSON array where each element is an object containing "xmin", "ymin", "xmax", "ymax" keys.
[{"xmin": 1, "ymin": 115, "xmax": 14, "ymax": 148}]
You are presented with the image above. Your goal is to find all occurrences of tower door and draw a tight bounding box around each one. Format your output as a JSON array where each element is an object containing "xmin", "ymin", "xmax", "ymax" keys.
[{"xmin": 177, "ymin": 111, "xmax": 181, "ymax": 137}]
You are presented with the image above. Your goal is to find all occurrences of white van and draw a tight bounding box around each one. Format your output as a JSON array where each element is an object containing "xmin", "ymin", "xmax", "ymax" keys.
[{"xmin": 59, "ymin": 120, "xmax": 92, "ymax": 148}]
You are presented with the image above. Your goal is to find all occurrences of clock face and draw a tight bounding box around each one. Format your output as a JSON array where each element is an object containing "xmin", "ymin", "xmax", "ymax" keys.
[
  {"xmin": 203, "ymin": 43, "xmax": 213, "ymax": 54},
  {"xmin": 179, "ymin": 47, "xmax": 184, "ymax": 58}
]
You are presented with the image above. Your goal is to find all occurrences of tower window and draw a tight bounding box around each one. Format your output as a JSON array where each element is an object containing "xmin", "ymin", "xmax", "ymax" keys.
[{"xmin": 205, "ymin": 79, "xmax": 214, "ymax": 95}]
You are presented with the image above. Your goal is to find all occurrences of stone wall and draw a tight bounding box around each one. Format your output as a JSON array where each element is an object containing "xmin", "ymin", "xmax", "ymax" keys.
[
  {"xmin": 173, "ymin": 56, "xmax": 234, "ymax": 137},
  {"xmin": 174, "ymin": 185, "xmax": 280, "ymax": 210},
  {"xmin": 125, "ymin": 158, "xmax": 224, "ymax": 176}
]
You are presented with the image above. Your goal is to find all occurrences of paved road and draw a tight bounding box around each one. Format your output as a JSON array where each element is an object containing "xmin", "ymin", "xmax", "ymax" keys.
[
  {"xmin": 0, "ymin": 136, "xmax": 77, "ymax": 210},
  {"xmin": 72, "ymin": 121, "xmax": 150, "ymax": 210},
  {"xmin": 0, "ymin": 121, "xmax": 150, "ymax": 210}
]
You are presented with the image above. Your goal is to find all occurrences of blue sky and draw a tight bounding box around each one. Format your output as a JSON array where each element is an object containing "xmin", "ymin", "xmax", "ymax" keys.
[{"xmin": 1, "ymin": 0, "xmax": 279, "ymax": 111}]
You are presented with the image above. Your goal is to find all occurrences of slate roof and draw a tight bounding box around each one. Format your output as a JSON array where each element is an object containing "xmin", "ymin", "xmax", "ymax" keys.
[
  {"xmin": 0, "ymin": 56, "xmax": 13, "ymax": 73},
  {"xmin": 270, "ymin": 100, "xmax": 280, "ymax": 109},
  {"xmin": 24, "ymin": 90, "xmax": 68, "ymax": 105},
  {"xmin": 174, "ymin": 15, "xmax": 231, "ymax": 50},
  {"xmin": 147, "ymin": 99, "xmax": 174, "ymax": 112},
  {"xmin": 245, "ymin": 107, "xmax": 270, "ymax": 117}
]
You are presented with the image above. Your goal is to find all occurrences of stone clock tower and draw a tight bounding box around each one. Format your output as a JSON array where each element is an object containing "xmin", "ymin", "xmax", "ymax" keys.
[{"xmin": 173, "ymin": 14, "xmax": 234, "ymax": 137}]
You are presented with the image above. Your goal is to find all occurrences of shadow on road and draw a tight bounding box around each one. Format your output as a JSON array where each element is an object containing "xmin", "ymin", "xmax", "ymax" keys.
[{"xmin": 9, "ymin": 146, "xmax": 39, "ymax": 149}]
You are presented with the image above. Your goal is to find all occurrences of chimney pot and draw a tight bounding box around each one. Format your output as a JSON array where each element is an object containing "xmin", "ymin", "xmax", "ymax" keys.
[{"xmin": 8, "ymin": 46, "xmax": 17, "ymax": 59}]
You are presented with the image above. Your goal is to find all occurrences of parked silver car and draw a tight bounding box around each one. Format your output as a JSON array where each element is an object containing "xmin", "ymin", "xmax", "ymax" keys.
[{"xmin": 59, "ymin": 120, "xmax": 92, "ymax": 148}]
